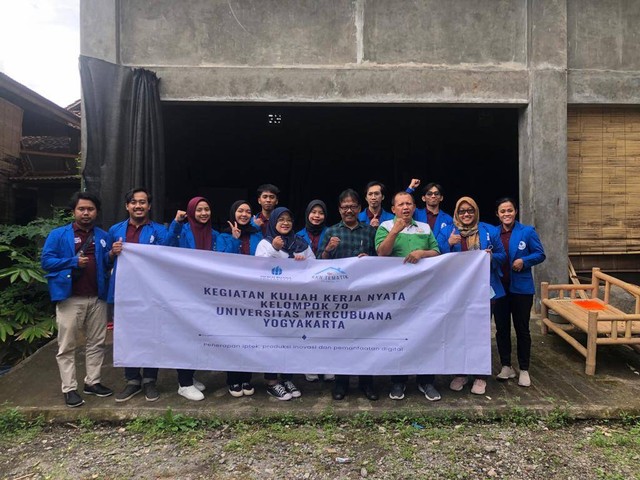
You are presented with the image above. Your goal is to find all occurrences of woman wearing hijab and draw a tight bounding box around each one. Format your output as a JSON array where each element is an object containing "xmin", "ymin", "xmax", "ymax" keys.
[
  {"xmin": 218, "ymin": 200, "xmax": 262, "ymax": 397},
  {"xmin": 255, "ymin": 207, "xmax": 315, "ymax": 260},
  {"xmin": 218, "ymin": 200, "xmax": 262, "ymax": 256},
  {"xmin": 167, "ymin": 196, "xmax": 220, "ymax": 401},
  {"xmin": 493, "ymin": 197, "xmax": 545, "ymax": 387},
  {"xmin": 255, "ymin": 207, "xmax": 314, "ymax": 400},
  {"xmin": 296, "ymin": 199, "xmax": 328, "ymax": 256},
  {"xmin": 296, "ymin": 199, "xmax": 334, "ymax": 383},
  {"xmin": 437, "ymin": 196, "xmax": 506, "ymax": 396}
]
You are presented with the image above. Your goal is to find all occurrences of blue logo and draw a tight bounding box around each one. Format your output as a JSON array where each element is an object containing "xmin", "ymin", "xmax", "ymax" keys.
[
  {"xmin": 312, "ymin": 267, "xmax": 348, "ymax": 282},
  {"xmin": 271, "ymin": 266, "xmax": 283, "ymax": 276}
]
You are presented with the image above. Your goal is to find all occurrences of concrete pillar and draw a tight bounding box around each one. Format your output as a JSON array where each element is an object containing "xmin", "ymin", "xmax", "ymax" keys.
[{"xmin": 520, "ymin": 0, "xmax": 568, "ymax": 290}]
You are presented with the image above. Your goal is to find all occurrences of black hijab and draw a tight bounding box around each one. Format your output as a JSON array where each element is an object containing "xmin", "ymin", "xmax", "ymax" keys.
[
  {"xmin": 304, "ymin": 199, "xmax": 327, "ymax": 236},
  {"xmin": 225, "ymin": 200, "xmax": 259, "ymax": 234},
  {"xmin": 265, "ymin": 207, "xmax": 309, "ymax": 257}
]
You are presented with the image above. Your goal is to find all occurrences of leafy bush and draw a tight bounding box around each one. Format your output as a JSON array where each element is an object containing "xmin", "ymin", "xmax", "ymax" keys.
[{"xmin": 0, "ymin": 210, "xmax": 72, "ymax": 365}]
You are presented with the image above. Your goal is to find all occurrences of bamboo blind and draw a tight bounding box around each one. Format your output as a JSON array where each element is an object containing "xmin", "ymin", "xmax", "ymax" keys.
[
  {"xmin": 0, "ymin": 98, "xmax": 23, "ymax": 159},
  {"xmin": 568, "ymin": 107, "xmax": 640, "ymax": 254}
]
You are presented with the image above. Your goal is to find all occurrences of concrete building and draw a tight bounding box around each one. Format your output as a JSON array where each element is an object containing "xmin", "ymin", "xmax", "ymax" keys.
[{"xmin": 80, "ymin": 0, "xmax": 640, "ymax": 287}]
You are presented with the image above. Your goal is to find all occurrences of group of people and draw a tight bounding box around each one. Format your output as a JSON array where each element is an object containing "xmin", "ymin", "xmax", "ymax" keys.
[{"xmin": 41, "ymin": 179, "xmax": 545, "ymax": 407}]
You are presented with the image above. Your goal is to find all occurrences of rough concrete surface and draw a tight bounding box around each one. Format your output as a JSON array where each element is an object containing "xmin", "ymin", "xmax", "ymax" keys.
[{"xmin": 1, "ymin": 314, "xmax": 639, "ymax": 423}]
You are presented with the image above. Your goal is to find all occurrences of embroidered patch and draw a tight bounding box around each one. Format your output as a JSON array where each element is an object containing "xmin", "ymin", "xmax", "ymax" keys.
[
  {"xmin": 518, "ymin": 241, "xmax": 526, "ymax": 250},
  {"xmin": 150, "ymin": 235, "xmax": 155, "ymax": 244},
  {"xmin": 100, "ymin": 239, "xmax": 107, "ymax": 248}
]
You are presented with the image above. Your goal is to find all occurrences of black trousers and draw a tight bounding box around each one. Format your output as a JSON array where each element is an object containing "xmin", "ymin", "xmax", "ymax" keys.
[
  {"xmin": 335, "ymin": 375, "xmax": 373, "ymax": 388},
  {"xmin": 227, "ymin": 371, "xmax": 252, "ymax": 385},
  {"xmin": 390, "ymin": 375, "xmax": 435, "ymax": 385},
  {"xmin": 493, "ymin": 292, "xmax": 534, "ymax": 371},
  {"xmin": 264, "ymin": 373, "xmax": 293, "ymax": 381},
  {"xmin": 177, "ymin": 369, "xmax": 195, "ymax": 387}
]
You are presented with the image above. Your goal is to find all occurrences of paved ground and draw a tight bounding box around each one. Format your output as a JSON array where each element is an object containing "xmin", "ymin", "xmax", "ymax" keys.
[{"xmin": 2, "ymin": 314, "xmax": 640, "ymax": 422}]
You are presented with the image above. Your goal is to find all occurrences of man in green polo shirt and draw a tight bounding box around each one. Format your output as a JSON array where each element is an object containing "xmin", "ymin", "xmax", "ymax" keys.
[{"xmin": 376, "ymin": 191, "xmax": 441, "ymax": 402}]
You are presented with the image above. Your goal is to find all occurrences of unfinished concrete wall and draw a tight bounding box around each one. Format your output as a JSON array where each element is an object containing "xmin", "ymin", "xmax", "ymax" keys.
[
  {"xmin": 83, "ymin": 0, "xmax": 531, "ymax": 104},
  {"xmin": 79, "ymin": 0, "xmax": 640, "ymax": 285},
  {"xmin": 568, "ymin": 0, "xmax": 640, "ymax": 104}
]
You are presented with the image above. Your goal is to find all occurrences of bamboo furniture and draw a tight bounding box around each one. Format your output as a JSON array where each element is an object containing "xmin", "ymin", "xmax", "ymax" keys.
[{"xmin": 541, "ymin": 267, "xmax": 640, "ymax": 375}]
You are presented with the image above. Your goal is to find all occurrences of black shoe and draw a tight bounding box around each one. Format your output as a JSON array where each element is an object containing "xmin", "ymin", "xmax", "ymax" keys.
[
  {"xmin": 143, "ymin": 381, "xmax": 159, "ymax": 402},
  {"xmin": 83, "ymin": 383, "xmax": 113, "ymax": 397},
  {"xmin": 115, "ymin": 383, "xmax": 141, "ymax": 402},
  {"xmin": 389, "ymin": 382, "xmax": 406, "ymax": 400},
  {"xmin": 332, "ymin": 384, "xmax": 347, "ymax": 400},
  {"xmin": 64, "ymin": 390, "xmax": 84, "ymax": 408},
  {"xmin": 360, "ymin": 384, "xmax": 379, "ymax": 401}
]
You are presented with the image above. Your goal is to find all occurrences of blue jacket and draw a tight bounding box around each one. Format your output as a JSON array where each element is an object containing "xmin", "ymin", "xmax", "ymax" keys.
[
  {"xmin": 41, "ymin": 224, "xmax": 111, "ymax": 302},
  {"xmin": 357, "ymin": 209, "xmax": 394, "ymax": 226},
  {"xmin": 412, "ymin": 209, "xmax": 453, "ymax": 239},
  {"xmin": 296, "ymin": 227, "xmax": 327, "ymax": 255},
  {"xmin": 106, "ymin": 219, "xmax": 170, "ymax": 303},
  {"xmin": 437, "ymin": 222, "xmax": 507, "ymax": 300},
  {"xmin": 217, "ymin": 231, "xmax": 263, "ymax": 255},
  {"xmin": 494, "ymin": 221, "xmax": 546, "ymax": 295},
  {"xmin": 166, "ymin": 221, "xmax": 220, "ymax": 250}
]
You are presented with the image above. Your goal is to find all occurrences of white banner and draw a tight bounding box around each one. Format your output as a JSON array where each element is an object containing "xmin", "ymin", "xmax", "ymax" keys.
[{"xmin": 114, "ymin": 244, "xmax": 491, "ymax": 375}]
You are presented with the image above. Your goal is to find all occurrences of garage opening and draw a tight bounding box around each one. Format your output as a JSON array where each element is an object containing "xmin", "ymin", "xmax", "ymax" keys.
[{"xmin": 163, "ymin": 105, "xmax": 519, "ymax": 231}]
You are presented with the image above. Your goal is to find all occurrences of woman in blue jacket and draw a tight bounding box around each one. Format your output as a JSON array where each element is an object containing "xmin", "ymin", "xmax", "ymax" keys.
[
  {"xmin": 296, "ymin": 199, "xmax": 328, "ymax": 256},
  {"xmin": 437, "ymin": 196, "xmax": 507, "ymax": 396},
  {"xmin": 493, "ymin": 197, "xmax": 546, "ymax": 388},
  {"xmin": 218, "ymin": 200, "xmax": 262, "ymax": 397},
  {"xmin": 167, "ymin": 196, "xmax": 221, "ymax": 401},
  {"xmin": 296, "ymin": 199, "xmax": 335, "ymax": 383}
]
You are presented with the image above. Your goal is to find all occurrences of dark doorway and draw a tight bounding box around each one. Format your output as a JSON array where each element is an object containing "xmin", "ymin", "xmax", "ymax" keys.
[{"xmin": 163, "ymin": 105, "xmax": 519, "ymax": 230}]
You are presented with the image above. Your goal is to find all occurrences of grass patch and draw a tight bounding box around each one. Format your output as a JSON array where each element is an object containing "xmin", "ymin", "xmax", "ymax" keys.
[
  {"xmin": 0, "ymin": 407, "xmax": 43, "ymax": 444},
  {"xmin": 126, "ymin": 407, "xmax": 222, "ymax": 444},
  {"xmin": 545, "ymin": 405, "xmax": 573, "ymax": 429}
]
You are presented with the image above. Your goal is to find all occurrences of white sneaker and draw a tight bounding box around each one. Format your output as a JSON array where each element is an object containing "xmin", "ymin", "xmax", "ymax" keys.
[
  {"xmin": 518, "ymin": 370, "xmax": 531, "ymax": 387},
  {"xmin": 178, "ymin": 385, "xmax": 204, "ymax": 401},
  {"xmin": 323, "ymin": 374, "xmax": 335, "ymax": 381},
  {"xmin": 496, "ymin": 366, "xmax": 517, "ymax": 381},
  {"xmin": 192, "ymin": 378, "xmax": 205, "ymax": 391},
  {"xmin": 305, "ymin": 374, "xmax": 319, "ymax": 382}
]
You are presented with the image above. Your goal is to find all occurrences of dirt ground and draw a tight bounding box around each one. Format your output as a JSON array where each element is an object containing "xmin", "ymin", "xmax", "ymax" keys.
[{"xmin": 1, "ymin": 414, "xmax": 639, "ymax": 480}]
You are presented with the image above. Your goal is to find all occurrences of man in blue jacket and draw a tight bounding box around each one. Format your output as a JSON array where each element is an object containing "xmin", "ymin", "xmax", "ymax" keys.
[
  {"xmin": 41, "ymin": 192, "xmax": 113, "ymax": 407},
  {"xmin": 358, "ymin": 181, "xmax": 394, "ymax": 228},
  {"xmin": 405, "ymin": 179, "xmax": 453, "ymax": 239},
  {"xmin": 107, "ymin": 187, "xmax": 169, "ymax": 403}
]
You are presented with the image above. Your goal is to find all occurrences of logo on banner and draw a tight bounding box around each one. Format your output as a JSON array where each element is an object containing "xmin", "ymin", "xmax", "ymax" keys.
[
  {"xmin": 260, "ymin": 265, "xmax": 291, "ymax": 281},
  {"xmin": 312, "ymin": 267, "xmax": 349, "ymax": 282}
]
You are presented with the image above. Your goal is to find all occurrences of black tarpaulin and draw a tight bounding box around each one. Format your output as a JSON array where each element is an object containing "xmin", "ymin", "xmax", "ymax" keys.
[{"xmin": 79, "ymin": 55, "xmax": 165, "ymax": 228}]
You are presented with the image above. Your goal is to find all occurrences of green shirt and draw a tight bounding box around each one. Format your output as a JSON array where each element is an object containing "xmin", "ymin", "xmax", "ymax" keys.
[{"xmin": 375, "ymin": 218, "xmax": 440, "ymax": 257}]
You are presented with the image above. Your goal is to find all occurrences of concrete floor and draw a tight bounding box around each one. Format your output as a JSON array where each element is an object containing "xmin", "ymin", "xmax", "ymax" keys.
[{"xmin": 2, "ymin": 315, "xmax": 640, "ymax": 422}]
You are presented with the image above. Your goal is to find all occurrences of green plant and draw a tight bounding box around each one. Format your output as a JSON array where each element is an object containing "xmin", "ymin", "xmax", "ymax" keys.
[
  {"xmin": 0, "ymin": 407, "xmax": 43, "ymax": 444},
  {"xmin": 0, "ymin": 407, "xmax": 27, "ymax": 433},
  {"xmin": 128, "ymin": 408, "xmax": 204, "ymax": 436},
  {"xmin": 0, "ymin": 210, "xmax": 71, "ymax": 364},
  {"xmin": 503, "ymin": 405, "xmax": 538, "ymax": 426},
  {"xmin": 546, "ymin": 406, "xmax": 573, "ymax": 429}
]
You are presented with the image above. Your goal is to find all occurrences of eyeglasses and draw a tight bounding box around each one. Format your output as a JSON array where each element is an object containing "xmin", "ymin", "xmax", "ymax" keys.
[
  {"xmin": 276, "ymin": 217, "xmax": 292, "ymax": 223},
  {"xmin": 457, "ymin": 208, "xmax": 476, "ymax": 216},
  {"xmin": 425, "ymin": 191, "xmax": 441, "ymax": 197},
  {"xmin": 339, "ymin": 205, "xmax": 359, "ymax": 212}
]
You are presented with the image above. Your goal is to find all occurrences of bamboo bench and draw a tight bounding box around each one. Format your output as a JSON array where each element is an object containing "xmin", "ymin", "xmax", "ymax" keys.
[{"xmin": 541, "ymin": 267, "xmax": 640, "ymax": 375}]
